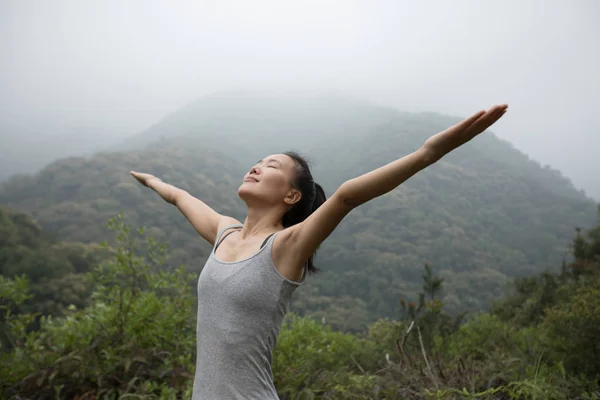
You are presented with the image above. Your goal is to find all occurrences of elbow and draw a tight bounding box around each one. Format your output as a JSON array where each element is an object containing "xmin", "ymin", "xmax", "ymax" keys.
[
  {"xmin": 336, "ymin": 181, "xmax": 361, "ymax": 210},
  {"xmin": 171, "ymin": 189, "xmax": 189, "ymax": 206}
]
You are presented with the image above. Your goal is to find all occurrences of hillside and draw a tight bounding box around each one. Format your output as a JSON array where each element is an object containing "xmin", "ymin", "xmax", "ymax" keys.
[
  {"xmin": 0, "ymin": 144, "xmax": 246, "ymax": 268},
  {"xmin": 1, "ymin": 95, "xmax": 597, "ymax": 329},
  {"xmin": 0, "ymin": 207, "xmax": 106, "ymax": 316}
]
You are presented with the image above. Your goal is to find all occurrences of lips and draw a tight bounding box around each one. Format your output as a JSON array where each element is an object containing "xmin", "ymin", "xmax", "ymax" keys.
[{"xmin": 244, "ymin": 176, "xmax": 259, "ymax": 183}]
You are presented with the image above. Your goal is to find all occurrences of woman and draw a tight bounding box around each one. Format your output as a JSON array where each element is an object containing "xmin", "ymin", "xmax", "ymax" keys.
[{"xmin": 130, "ymin": 104, "xmax": 508, "ymax": 399}]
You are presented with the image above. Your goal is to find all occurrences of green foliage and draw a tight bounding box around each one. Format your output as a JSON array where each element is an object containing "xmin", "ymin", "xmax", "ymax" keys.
[
  {"xmin": 0, "ymin": 206, "xmax": 107, "ymax": 317},
  {"xmin": 542, "ymin": 281, "xmax": 600, "ymax": 377},
  {"xmin": 493, "ymin": 206, "xmax": 600, "ymax": 329},
  {"xmin": 492, "ymin": 271, "xmax": 566, "ymax": 327},
  {"xmin": 423, "ymin": 263, "xmax": 444, "ymax": 301},
  {"xmin": 274, "ymin": 315, "xmax": 384, "ymax": 399},
  {"xmin": 290, "ymin": 286, "xmax": 372, "ymax": 333},
  {"xmin": 1, "ymin": 214, "xmax": 600, "ymax": 398},
  {"xmin": 0, "ymin": 274, "xmax": 37, "ymax": 351},
  {"xmin": 1, "ymin": 214, "xmax": 197, "ymax": 399}
]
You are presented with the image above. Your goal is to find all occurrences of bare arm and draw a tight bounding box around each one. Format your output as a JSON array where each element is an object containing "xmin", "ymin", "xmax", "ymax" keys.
[
  {"xmin": 277, "ymin": 105, "xmax": 508, "ymax": 270},
  {"xmin": 130, "ymin": 172, "xmax": 240, "ymax": 245}
]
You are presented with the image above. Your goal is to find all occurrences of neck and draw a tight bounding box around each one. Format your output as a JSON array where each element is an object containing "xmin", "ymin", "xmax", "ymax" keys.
[{"xmin": 241, "ymin": 204, "xmax": 284, "ymax": 239}]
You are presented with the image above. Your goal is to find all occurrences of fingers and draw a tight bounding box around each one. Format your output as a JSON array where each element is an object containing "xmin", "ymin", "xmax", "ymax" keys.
[
  {"xmin": 130, "ymin": 171, "xmax": 153, "ymax": 187},
  {"xmin": 487, "ymin": 107, "xmax": 507, "ymax": 127},
  {"xmin": 130, "ymin": 171, "xmax": 144, "ymax": 183},
  {"xmin": 448, "ymin": 104, "xmax": 506, "ymax": 138},
  {"xmin": 455, "ymin": 110, "xmax": 487, "ymax": 131},
  {"xmin": 485, "ymin": 104, "xmax": 508, "ymax": 120},
  {"xmin": 130, "ymin": 171, "xmax": 145, "ymax": 179},
  {"xmin": 469, "ymin": 104, "xmax": 508, "ymax": 134}
]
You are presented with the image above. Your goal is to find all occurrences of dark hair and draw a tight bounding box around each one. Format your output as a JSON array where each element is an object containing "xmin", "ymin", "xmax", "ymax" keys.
[{"xmin": 281, "ymin": 151, "xmax": 326, "ymax": 275}]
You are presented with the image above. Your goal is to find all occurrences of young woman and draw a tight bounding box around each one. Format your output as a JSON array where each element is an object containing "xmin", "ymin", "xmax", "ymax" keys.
[{"xmin": 130, "ymin": 104, "xmax": 508, "ymax": 399}]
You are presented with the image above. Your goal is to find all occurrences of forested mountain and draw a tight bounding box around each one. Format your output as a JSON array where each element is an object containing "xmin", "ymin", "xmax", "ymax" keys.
[
  {"xmin": 0, "ymin": 94, "xmax": 597, "ymax": 329},
  {"xmin": 0, "ymin": 207, "xmax": 106, "ymax": 317}
]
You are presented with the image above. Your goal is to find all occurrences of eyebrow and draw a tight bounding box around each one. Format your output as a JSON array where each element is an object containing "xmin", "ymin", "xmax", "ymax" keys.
[{"xmin": 257, "ymin": 159, "xmax": 282, "ymax": 166}]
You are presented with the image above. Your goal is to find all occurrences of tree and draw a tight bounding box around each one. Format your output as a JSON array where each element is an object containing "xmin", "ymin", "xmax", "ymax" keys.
[{"xmin": 423, "ymin": 262, "xmax": 444, "ymax": 301}]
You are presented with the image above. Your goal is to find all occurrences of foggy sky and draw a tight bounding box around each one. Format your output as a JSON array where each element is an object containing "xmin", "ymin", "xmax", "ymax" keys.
[{"xmin": 1, "ymin": 0, "xmax": 599, "ymax": 199}]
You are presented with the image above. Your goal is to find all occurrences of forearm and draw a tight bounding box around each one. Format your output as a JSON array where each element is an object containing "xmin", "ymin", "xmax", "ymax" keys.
[
  {"xmin": 146, "ymin": 178, "xmax": 185, "ymax": 205},
  {"xmin": 337, "ymin": 146, "xmax": 436, "ymax": 207}
]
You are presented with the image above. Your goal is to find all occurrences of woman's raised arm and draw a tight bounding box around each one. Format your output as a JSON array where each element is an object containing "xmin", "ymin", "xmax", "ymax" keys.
[
  {"xmin": 277, "ymin": 104, "xmax": 508, "ymax": 269},
  {"xmin": 130, "ymin": 171, "xmax": 240, "ymax": 245}
]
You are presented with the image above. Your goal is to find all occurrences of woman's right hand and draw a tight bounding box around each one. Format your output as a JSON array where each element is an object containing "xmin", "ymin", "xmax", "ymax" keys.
[{"xmin": 130, "ymin": 171, "xmax": 160, "ymax": 187}]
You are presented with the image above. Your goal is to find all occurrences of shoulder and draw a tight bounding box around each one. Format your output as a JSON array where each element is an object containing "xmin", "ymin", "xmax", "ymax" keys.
[
  {"xmin": 216, "ymin": 216, "xmax": 243, "ymax": 232},
  {"xmin": 214, "ymin": 217, "xmax": 243, "ymax": 244}
]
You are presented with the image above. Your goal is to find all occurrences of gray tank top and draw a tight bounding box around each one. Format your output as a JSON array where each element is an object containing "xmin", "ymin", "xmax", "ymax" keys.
[{"xmin": 192, "ymin": 224, "xmax": 306, "ymax": 399}]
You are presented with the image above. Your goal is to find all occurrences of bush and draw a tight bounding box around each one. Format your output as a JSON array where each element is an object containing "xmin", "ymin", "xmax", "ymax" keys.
[{"xmin": 1, "ymin": 214, "xmax": 197, "ymax": 399}]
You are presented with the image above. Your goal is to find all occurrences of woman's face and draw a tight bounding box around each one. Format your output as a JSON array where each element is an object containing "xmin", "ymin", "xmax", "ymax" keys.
[{"xmin": 237, "ymin": 154, "xmax": 301, "ymax": 207}]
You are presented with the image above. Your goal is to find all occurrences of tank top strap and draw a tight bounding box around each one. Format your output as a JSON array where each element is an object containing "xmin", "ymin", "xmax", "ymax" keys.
[
  {"xmin": 213, "ymin": 224, "xmax": 243, "ymax": 250},
  {"xmin": 214, "ymin": 226, "xmax": 276, "ymax": 253},
  {"xmin": 260, "ymin": 232, "xmax": 275, "ymax": 249}
]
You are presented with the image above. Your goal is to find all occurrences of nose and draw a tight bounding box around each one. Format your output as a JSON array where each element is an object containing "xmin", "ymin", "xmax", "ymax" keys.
[{"xmin": 250, "ymin": 165, "xmax": 260, "ymax": 175}]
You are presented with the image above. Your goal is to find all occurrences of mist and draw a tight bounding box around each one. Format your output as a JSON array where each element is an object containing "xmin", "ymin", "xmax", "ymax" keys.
[{"xmin": 1, "ymin": 0, "xmax": 598, "ymax": 198}]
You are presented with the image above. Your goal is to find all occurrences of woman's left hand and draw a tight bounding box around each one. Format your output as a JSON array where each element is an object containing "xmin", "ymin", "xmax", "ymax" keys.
[{"xmin": 423, "ymin": 104, "xmax": 508, "ymax": 162}]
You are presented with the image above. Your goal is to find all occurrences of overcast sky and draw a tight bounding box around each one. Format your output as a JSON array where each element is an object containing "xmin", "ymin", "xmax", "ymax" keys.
[{"xmin": 1, "ymin": 0, "xmax": 599, "ymax": 198}]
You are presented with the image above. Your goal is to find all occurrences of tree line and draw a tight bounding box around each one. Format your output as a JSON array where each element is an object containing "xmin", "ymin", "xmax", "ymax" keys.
[{"xmin": 1, "ymin": 207, "xmax": 599, "ymax": 399}]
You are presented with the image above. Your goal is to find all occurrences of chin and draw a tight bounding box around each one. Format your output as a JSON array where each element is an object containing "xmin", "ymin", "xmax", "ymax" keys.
[
  {"xmin": 237, "ymin": 182, "xmax": 256, "ymax": 201},
  {"xmin": 238, "ymin": 182, "xmax": 270, "ymax": 206}
]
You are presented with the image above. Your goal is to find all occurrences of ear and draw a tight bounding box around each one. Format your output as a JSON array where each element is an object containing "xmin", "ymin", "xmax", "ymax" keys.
[{"xmin": 284, "ymin": 188, "xmax": 302, "ymax": 206}]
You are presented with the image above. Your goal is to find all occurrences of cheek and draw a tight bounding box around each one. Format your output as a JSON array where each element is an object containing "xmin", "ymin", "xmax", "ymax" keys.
[{"xmin": 264, "ymin": 172, "xmax": 290, "ymax": 193}]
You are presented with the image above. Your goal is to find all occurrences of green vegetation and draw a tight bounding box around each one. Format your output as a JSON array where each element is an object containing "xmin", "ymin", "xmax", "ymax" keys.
[
  {"xmin": 1, "ymin": 214, "xmax": 197, "ymax": 399},
  {"xmin": 0, "ymin": 207, "xmax": 107, "ymax": 318},
  {"xmin": 2, "ymin": 209, "xmax": 599, "ymax": 399}
]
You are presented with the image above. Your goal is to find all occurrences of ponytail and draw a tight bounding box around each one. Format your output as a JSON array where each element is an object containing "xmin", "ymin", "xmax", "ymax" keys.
[
  {"xmin": 282, "ymin": 152, "xmax": 327, "ymax": 274},
  {"xmin": 311, "ymin": 183, "xmax": 326, "ymax": 215}
]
